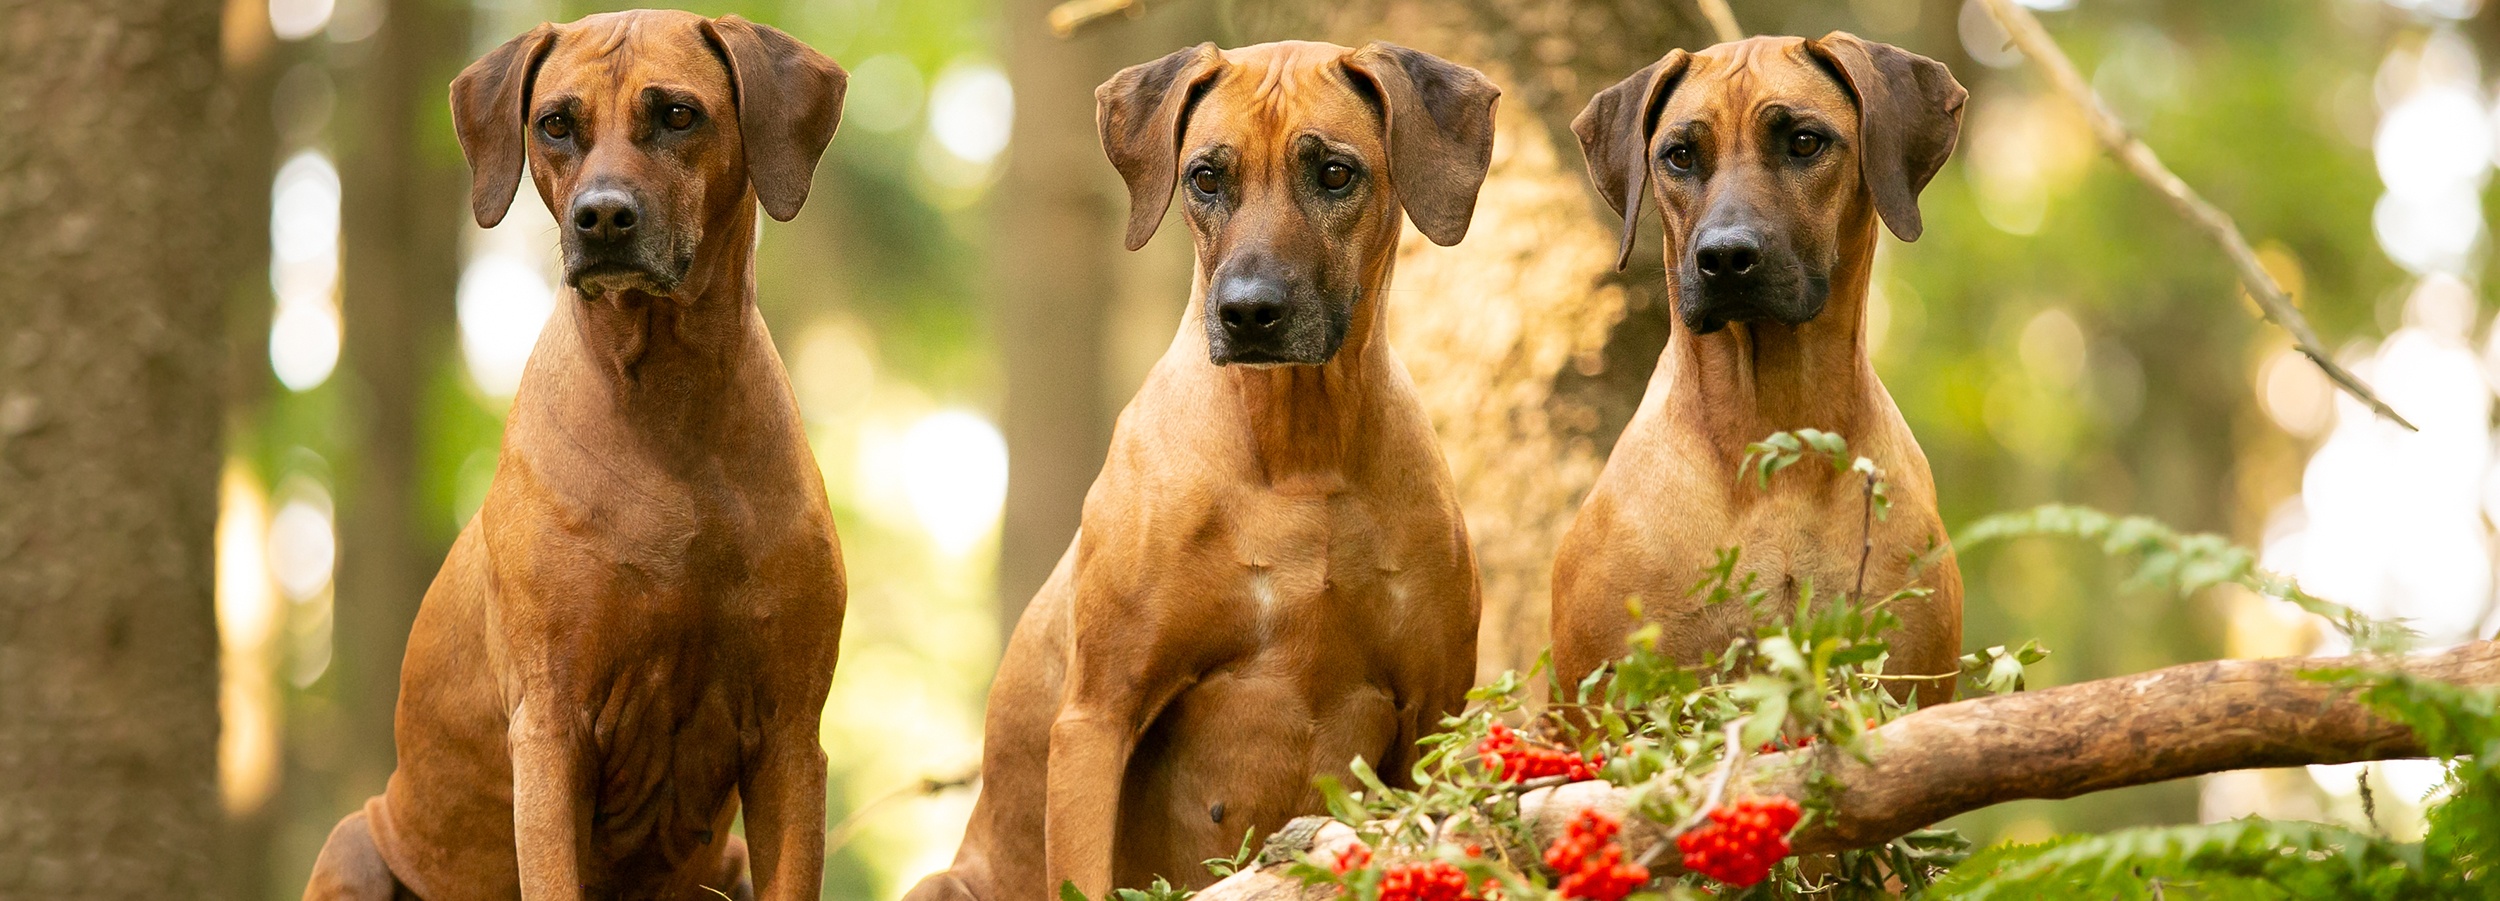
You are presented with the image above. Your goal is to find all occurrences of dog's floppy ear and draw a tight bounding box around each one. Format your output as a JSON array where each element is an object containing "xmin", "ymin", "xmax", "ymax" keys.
[
  {"xmin": 1572, "ymin": 49, "xmax": 1688, "ymax": 271},
  {"xmin": 707, "ymin": 15, "xmax": 848, "ymax": 222},
  {"xmin": 1098, "ymin": 43, "xmax": 1224, "ymax": 251},
  {"xmin": 451, "ymin": 24, "xmax": 556, "ymax": 228},
  {"xmin": 1805, "ymin": 32, "xmax": 1965, "ymax": 242},
  {"xmin": 1342, "ymin": 43, "xmax": 1501, "ymax": 247}
]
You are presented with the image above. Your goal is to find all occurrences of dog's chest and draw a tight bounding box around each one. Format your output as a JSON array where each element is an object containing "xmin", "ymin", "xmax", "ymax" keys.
[
  {"xmin": 1216, "ymin": 488, "xmax": 1456, "ymax": 634},
  {"xmin": 579, "ymin": 651, "xmax": 747, "ymax": 878},
  {"xmin": 503, "ymin": 460, "xmax": 829, "ymax": 875},
  {"xmin": 530, "ymin": 463, "xmax": 814, "ymax": 617}
]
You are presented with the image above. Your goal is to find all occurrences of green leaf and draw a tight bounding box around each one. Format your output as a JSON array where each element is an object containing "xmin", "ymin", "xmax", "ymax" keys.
[{"xmin": 1316, "ymin": 775, "xmax": 1363, "ymax": 825}]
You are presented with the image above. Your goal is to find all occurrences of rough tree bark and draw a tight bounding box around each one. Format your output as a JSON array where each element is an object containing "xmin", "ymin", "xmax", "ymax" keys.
[
  {"xmin": 1190, "ymin": 640, "xmax": 2500, "ymax": 900},
  {"xmin": 0, "ymin": 1, "xmax": 242, "ymax": 897},
  {"xmin": 332, "ymin": 0, "xmax": 469, "ymax": 817},
  {"xmin": 1223, "ymin": 0, "xmax": 1729, "ymax": 683}
]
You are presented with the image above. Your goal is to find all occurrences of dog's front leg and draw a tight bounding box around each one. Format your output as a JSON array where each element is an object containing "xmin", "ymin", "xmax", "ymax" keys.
[
  {"xmin": 1044, "ymin": 701, "xmax": 1135, "ymax": 898},
  {"xmin": 509, "ymin": 698, "xmax": 593, "ymax": 901},
  {"xmin": 739, "ymin": 722, "xmax": 829, "ymax": 901},
  {"xmin": 1045, "ymin": 598, "xmax": 1198, "ymax": 900}
]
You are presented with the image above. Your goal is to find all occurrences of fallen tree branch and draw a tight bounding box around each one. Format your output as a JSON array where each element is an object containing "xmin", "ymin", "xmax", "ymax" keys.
[
  {"xmin": 1973, "ymin": 0, "xmax": 2415, "ymax": 431},
  {"xmin": 1195, "ymin": 641, "xmax": 2497, "ymax": 900},
  {"xmin": 1695, "ymin": 0, "xmax": 1743, "ymax": 44},
  {"xmin": 1047, "ymin": 0, "xmax": 1144, "ymax": 37}
]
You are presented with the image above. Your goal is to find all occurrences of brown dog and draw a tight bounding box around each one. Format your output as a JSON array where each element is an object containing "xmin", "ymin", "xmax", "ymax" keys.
[
  {"xmin": 1550, "ymin": 35, "xmax": 1966, "ymax": 703},
  {"xmin": 905, "ymin": 41, "xmax": 1496, "ymax": 901},
  {"xmin": 300, "ymin": 11, "xmax": 847, "ymax": 901}
]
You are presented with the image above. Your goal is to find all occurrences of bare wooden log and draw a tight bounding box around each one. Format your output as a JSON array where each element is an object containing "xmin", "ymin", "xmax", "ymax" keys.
[
  {"xmin": 1973, "ymin": 0, "xmax": 2414, "ymax": 431},
  {"xmin": 1761, "ymin": 641, "xmax": 2493, "ymax": 852},
  {"xmin": 1193, "ymin": 641, "xmax": 2499, "ymax": 900}
]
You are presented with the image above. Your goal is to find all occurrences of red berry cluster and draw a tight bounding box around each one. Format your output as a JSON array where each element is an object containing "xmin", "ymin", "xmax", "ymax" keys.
[
  {"xmin": 1755, "ymin": 733, "xmax": 1815, "ymax": 754},
  {"xmin": 1543, "ymin": 809, "xmax": 1650, "ymax": 901},
  {"xmin": 1374, "ymin": 860, "xmax": 1474, "ymax": 901},
  {"xmin": 1331, "ymin": 841, "xmax": 1375, "ymax": 875},
  {"xmin": 1674, "ymin": 796, "xmax": 1801, "ymax": 887},
  {"xmin": 1476, "ymin": 723, "xmax": 1606, "ymax": 783}
]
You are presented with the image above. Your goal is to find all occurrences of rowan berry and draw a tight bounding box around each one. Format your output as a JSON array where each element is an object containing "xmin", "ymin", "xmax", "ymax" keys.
[
  {"xmin": 1373, "ymin": 860, "xmax": 1473, "ymax": 901},
  {"xmin": 1673, "ymin": 796, "xmax": 1800, "ymax": 887},
  {"xmin": 1332, "ymin": 841, "xmax": 1373, "ymax": 875},
  {"xmin": 1543, "ymin": 809, "xmax": 1649, "ymax": 901},
  {"xmin": 1476, "ymin": 724, "xmax": 1607, "ymax": 783}
]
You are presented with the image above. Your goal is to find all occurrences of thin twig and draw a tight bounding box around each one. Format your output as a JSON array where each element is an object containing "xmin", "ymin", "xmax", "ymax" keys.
[
  {"xmin": 1047, "ymin": 0, "xmax": 1144, "ymax": 37},
  {"xmin": 1497, "ymin": 774, "xmax": 1574, "ymax": 796},
  {"xmin": 823, "ymin": 769, "xmax": 978, "ymax": 852},
  {"xmin": 1851, "ymin": 465, "xmax": 1878, "ymax": 604},
  {"xmin": 1696, "ymin": 0, "xmax": 1744, "ymax": 44},
  {"xmin": 1641, "ymin": 719, "xmax": 1749, "ymax": 867},
  {"xmin": 1974, "ymin": 0, "xmax": 2415, "ymax": 431}
]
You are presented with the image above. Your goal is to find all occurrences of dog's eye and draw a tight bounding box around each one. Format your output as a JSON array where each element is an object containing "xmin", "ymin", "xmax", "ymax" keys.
[
  {"xmin": 1318, "ymin": 162, "xmax": 1353, "ymax": 192},
  {"xmin": 1664, "ymin": 145, "xmax": 1695, "ymax": 172},
  {"xmin": 1190, "ymin": 167, "xmax": 1222, "ymax": 197},
  {"xmin": 663, "ymin": 104, "xmax": 696, "ymax": 130},
  {"xmin": 540, "ymin": 114, "xmax": 572, "ymax": 140},
  {"xmin": 1789, "ymin": 132, "xmax": 1826, "ymax": 158}
]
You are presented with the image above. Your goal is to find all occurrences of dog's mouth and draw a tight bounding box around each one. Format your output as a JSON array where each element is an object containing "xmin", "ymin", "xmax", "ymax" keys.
[
  {"xmin": 1677, "ymin": 271, "xmax": 1831, "ymax": 334},
  {"xmin": 1212, "ymin": 349, "xmax": 1301, "ymax": 367},
  {"xmin": 566, "ymin": 260, "xmax": 680, "ymax": 298}
]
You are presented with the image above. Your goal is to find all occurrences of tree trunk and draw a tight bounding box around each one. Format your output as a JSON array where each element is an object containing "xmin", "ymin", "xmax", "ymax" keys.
[
  {"xmin": 0, "ymin": 1, "xmax": 242, "ymax": 897},
  {"xmin": 995, "ymin": 0, "xmax": 1126, "ymax": 641},
  {"xmin": 1191, "ymin": 641, "xmax": 2500, "ymax": 900},
  {"xmin": 1220, "ymin": 0, "xmax": 1726, "ymax": 682},
  {"xmin": 995, "ymin": 0, "xmax": 1216, "ymax": 639},
  {"xmin": 331, "ymin": 0, "xmax": 469, "ymax": 818}
]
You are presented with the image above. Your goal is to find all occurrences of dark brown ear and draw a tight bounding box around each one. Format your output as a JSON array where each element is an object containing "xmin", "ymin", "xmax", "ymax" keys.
[
  {"xmin": 1097, "ymin": 44, "xmax": 1224, "ymax": 251},
  {"xmin": 1342, "ymin": 43, "xmax": 1501, "ymax": 247},
  {"xmin": 1805, "ymin": 32, "xmax": 1966, "ymax": 242},
  {"xmin": 707, "ymin": 16, "xmax": 848, "ymax": 222},
  {"xmin": 450, "ymin": 24, "xmax": 555, "ymax": 228},
  {"xmin": 1571, "ymin": 49, "xmax": 1688, "ymax": 271}
]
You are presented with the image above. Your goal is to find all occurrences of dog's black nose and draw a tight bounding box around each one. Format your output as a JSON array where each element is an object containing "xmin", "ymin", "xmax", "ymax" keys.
[
  {"xmin": 1214, "ymin": 276, "xmax": 1290, "ymax": 342},
  {"xmin": 1694, "ymin": 228, "xmax": 1761, "ymax": 279},
  {"xmin": 569, "ymin": 189, "xmax": 640, "ymax": 244}
]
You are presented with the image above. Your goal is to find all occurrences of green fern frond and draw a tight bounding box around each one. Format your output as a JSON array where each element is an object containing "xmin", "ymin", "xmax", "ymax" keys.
[
  {"xmin": 1933, "ymin": 819, "xmax": 2416, "ymax": 900},
  {"xmin": 1956, "ymin": 504, "xmax": 2414, "ymax": 653}
]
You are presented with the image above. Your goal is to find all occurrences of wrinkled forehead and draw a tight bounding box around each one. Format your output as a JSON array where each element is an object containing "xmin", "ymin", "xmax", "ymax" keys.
[
  {"xmin": 1658, "ymin": 37, "xmax": 1857, "ymax": 143},
  {"xmin": 1182, "ymin": 41, "xmax": 1386, "ymax": 159},
  {"xmin": 533, "ymin": 10, "xmax": 732, "ymax": 108}
]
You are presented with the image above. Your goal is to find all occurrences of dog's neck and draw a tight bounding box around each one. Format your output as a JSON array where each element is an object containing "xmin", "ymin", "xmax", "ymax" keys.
[
  {"xmin": 1181, "ymin": 234, "xmax": 1399, "ymax": 485},
  {"xmin": 524, "ymin": 195, "xmax": 780, "ymax": 454},
  {"xmin": 1660, "ymin": 216, "xmax": 1880, "ymax": 452}
]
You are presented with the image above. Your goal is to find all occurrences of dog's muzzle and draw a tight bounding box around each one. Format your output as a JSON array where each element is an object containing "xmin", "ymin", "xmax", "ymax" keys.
[
  {"xmin": 1203, "ymin": 273, "xmax": 1349, "ymax": 366},
  {"xmin": 1677, "ymin": 225, "xmax": 1827, "ymax": 333},
  {"xmin": 561, "ymin": 187, "xmax": 683, "ymax": 296}
]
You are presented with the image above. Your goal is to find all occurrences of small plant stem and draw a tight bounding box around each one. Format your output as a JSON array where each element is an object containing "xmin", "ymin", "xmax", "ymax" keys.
[
  {"xmin": 1857, "ymin": 671, "xmax": 1962, "ymax": 683},
  {"xmin": 824, "ymin": 769, "xmax": 978, "ymax": 851},
  {"xmin": 1852, "ymin": 466, "xmax": 1877, "ymax": 604},
  {"xmin": 1650, "ymin": 715, "xmax": 1750, "ymax": 860}
]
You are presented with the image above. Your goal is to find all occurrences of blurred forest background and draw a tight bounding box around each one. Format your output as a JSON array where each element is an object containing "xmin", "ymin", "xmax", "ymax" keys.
[{"xmin": 8, "ymin": 0, "xmax": 2500, "ymax": 897}]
